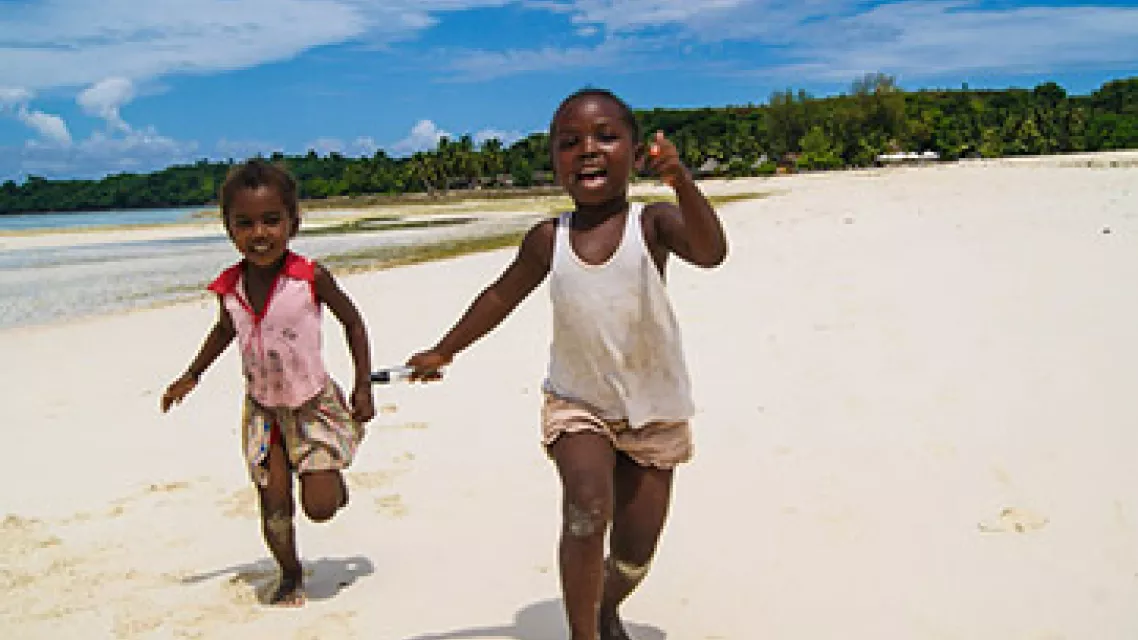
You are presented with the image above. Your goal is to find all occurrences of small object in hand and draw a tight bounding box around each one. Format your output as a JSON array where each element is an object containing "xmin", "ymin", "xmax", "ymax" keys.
[{"xmin": 370, "ymin": 366, "xmax": 414, "ymax": 384}]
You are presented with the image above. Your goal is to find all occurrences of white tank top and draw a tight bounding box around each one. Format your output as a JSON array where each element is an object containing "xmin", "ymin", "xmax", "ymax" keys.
[{"xmin": 543, "ymin": 202, "xmax": 694, "ymax": 427}]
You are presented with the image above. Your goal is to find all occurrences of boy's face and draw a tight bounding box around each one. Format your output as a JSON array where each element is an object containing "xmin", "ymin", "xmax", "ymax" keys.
[
  {"xmin": 225, "ymin": 186, "xmax": 296, "ymax": 268},
  {"xmin": 551, "ymin": 95, "xmax": 641, "ymax": 206}
]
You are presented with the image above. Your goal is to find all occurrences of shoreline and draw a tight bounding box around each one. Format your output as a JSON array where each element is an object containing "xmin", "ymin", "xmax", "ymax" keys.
[
  {"xmin": 4, "ymin": 147, "xmax": 1138, "ymax": 333},
  {"xmin": 0, "ymin": 185, "xmax": 768, "ymax": 333}
]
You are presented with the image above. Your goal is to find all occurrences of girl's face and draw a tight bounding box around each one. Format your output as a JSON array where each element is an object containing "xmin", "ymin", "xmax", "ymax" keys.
[
  {"xmin": 225, "ymin": 186, "xmax": 296, "ymax": 269},
  {"xmin": 551, "ymin": 95, "xmax": 641, "ymax": 207}
]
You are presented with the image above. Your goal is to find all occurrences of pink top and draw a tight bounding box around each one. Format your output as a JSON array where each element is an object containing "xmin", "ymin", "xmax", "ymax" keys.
[{"xmin": 208, "ymin": 252, "xmax": 328, "ymax": 408}]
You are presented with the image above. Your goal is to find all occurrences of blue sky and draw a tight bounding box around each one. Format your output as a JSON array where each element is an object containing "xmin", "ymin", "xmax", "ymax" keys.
[{"xmin": 1, "ymin": 0, "xmax": 1136, "ymax": 181}]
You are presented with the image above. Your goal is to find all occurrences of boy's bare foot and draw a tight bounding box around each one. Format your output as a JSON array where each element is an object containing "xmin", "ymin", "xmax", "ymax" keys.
[
  {"xmin": 599, "ymin": 608, "xmax": 632, "ymax": 640},
  {"xmin": 268, "ymin": 570, "xmax": 305, "ymax": 607}
]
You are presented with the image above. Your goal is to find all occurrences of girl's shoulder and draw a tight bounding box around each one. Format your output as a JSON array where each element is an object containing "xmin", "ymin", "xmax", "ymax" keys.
[{"xmin": 207, "ymin": 261, "xmax": 244, "ymax": 295}]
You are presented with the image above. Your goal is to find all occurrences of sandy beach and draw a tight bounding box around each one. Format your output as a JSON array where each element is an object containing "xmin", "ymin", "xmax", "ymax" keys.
[{"xmin": 2, "ymin": 153, "xmax": 1136, "ymax": 639}]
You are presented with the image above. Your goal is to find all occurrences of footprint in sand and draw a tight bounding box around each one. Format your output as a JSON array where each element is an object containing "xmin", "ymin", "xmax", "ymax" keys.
[
  {"xmin": 346, "ymin": 470, "xmax": 402, "ymax": 490},
  {"xmin": 377, "ymin": 421, "xmax": 428, "ymax": 431},
  {"xmin": 146, "ymin": 481, "xmax": 191, "ymax": 493},
  {"xmin": 294, "ymin": 611, "xmax": 357, "ymax": 639},
  {"xmin": 375, "ymin": 494, "xmax": 408, "ymax": 517},
  {"xmin": 1, "ymin": 515, "xmax": 63, "ymax": 556},
  {"xmin": 229, "ymin": 565, "xmax": 319, "ymax": 605},
  {"xmin": 222, "ymin": 487, "xmax": 260, "ymax": 519},
  {"xmin": 978, "ymin": 507, "xmax": 1049, "ymax": 534},
  {"xmin": 104, "ymin": 480, "xmax": 193, "ymax": 518},
  {"xmin": 229, "ymin": 568, "xmax": 278, "ymax": 605}
]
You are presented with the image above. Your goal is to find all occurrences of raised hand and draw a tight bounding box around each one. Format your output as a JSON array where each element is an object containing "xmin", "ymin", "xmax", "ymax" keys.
[{"xmin": 645, "ymin": 130, "xmax": 688, "ymax": 187}]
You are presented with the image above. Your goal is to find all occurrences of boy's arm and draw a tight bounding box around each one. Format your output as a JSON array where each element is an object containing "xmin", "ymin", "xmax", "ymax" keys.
[
  {"xmin": 409, "ymin": 219, "xmax": 554, "ymax": 375},
  {"xmin": 645, "ymin": 130, "xmax": 728, "ymax": 268},
  {"xmin": 161, "ymin": 298, "xmax": 235, "ymax": 412},
  {"xmin": 313, "ymin": 264, "xmax": 374, "ymax": 423}
]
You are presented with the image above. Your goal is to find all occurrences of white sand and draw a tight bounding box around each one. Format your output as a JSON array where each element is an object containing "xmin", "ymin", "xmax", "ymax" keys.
[{"xmin": 2, "ymin": 155, "xmax": 1137, "ymax": 639}]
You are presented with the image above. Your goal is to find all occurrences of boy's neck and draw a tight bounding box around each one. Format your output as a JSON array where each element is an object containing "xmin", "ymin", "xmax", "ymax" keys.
[{"xmin": 574, "ymin": 197, "xmax": 629, "ymax": 225}]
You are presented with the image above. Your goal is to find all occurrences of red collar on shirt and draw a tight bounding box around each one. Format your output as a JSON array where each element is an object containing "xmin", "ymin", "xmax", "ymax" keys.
[{"xmin": 207, "ymin": 251, "xmax": 316, "ymax": 296}]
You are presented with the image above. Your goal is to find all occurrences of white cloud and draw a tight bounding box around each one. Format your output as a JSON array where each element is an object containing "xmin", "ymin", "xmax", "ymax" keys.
[
  {"xmin": 351, "ymin": 136, "xmax": 382, "ymax": 156},
  {"xmin": 0, "ymin": 0, "xmax": 518, "ymax": 91},
  {"xmin": 391, "ymin": 119, "xmax": 451, "ymax": 154},
  {"xmin": 302, "ymin": 136, "xmax": 383, "ymax": 157},
  {"xmin": 444, "ymin": 38, "xmax": 636, "ymax": 80},
  {"xmin": 215, "ymin": 139, "xmax": 281, "ymax": 160},
  {"xmin": 0, "ymin": 0, "xmax": 366, "ymax": 90},
  {"xmin": 78, "ymin": 77, "xmax": 135, "ymax": 132},
  {"xmin": 18, "ymin": 110, "xmax": 73, "ymax": 146},
  {"xmin": 307, "ymin": 137, "xmax": 347, "ymax": 155},
  {"xmin": 559, "ymin": 0, "xmax": 755, "ymax": 33},
  {"xmin": 0, "ymin": 86, "xmax": 73, "ymax": 146},
  {"xmin": 7, "ymin": 127, "xmax": 198, "ymax": 179},
  {"xmin": 0, "ymin": 87, "xmax": 35, "ymax": 107},
  {"xmin": 544, "ymin": 0, "xmax": 1138, "ymax": 82},
  {"xmin": 474, "ymin": 128, "xmax": 525, "ymax": 147},
  {"xmin": 2, "ymin": 1, "xmax": 1135, "ymax": 94},
  {"xmin": 787, "ymin": 3, "xmax": 1138, "ymax": 81}
]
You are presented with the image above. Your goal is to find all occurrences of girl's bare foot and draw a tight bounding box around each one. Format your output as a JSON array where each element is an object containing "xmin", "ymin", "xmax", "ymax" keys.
[{"xmin": 268, "ymin": 570, "xmax": 305, "ymax": 607}]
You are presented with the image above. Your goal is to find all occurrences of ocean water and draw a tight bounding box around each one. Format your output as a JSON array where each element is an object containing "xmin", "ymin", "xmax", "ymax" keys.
[
  {"xmin": 0, "ymin": 214, "xmax": 235, "ymax": 329},
  {"xmin": 0, "ymin": 207, "xmax": 532, "ymax": 330},
  {"xmin": 0, "ymin": 206, "xmax": 205, "ymax": 231}
]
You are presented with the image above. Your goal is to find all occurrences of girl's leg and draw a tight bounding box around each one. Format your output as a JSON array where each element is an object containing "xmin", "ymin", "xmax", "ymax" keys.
[
  {"xmin": 258, "ymin": 439, "xmax": 305, "ymax": 606},
  {"xmin": 598, "ymin": 455, "xmax": 674, "ymax": 640},
  {"xmin": 298, "ymin": 470, "xmax": 348, "ymax": 522},
  {"xmin": 549, "ymin": 431, "xmax": 617, "ymax": 640}
]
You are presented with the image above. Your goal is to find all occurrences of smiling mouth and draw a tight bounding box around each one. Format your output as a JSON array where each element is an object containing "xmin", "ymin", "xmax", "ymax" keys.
[
  {"xmin": 576, "ymin": 167, "xmax": 607, "ymax": 185},
  {"xmin": 250, "ymin": 242, "xmax": 273, "ymax": 254}
]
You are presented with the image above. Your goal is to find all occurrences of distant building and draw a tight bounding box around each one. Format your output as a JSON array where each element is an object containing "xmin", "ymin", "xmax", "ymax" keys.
[
  {"xmin": 696, "ymin": 158, "xmax": 722, "ymax": 177},
  {"xmin": 875, "ymin": 150, "xmax": 940, "ymax": 166}
]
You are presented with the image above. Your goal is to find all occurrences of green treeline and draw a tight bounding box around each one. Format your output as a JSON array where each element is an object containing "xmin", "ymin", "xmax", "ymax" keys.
[{"xmin": 3, "ymin": 75, "xmax": 1137, "ymax": 215}]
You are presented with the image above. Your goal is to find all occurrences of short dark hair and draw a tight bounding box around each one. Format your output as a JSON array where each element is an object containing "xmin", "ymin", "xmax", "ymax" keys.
[
  {"xmin": 219, "ymin": 159, "xmax": 300, "ymax": 233},
  {"xmin": 549, "ymin": 88, "xmax": 641, "ymax": 142}
]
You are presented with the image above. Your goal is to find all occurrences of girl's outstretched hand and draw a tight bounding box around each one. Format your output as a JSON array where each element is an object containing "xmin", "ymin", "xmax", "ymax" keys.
[
  {"xmin": 161, "ymin": 375, "xmax": 196, "ymax": 412},
  {"xmin": 351, "ymin": 383, "xmax": 376, "ymax": 423},
  {"xmin": 405, "ymin": 350, "xmax": 450, "ymax": 382},
  {"xmin": 646, "ymin": 130, "xmax": 688, "ymax": 187}
]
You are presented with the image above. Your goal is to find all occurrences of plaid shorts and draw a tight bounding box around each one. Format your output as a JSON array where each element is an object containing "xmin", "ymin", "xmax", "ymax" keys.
[{"xmin": 242, "ymin": 378, "xmax": 364, "ymax": 487}]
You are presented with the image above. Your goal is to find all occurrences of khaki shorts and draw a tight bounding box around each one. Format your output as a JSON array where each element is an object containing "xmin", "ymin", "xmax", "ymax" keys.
[
  {"xmin": 541, "ymin": 393, "xmax": 693, "ymax": 470},
  {"xmin": 242, "ymin": 379, "xmax": 364, "ymax": 487}
]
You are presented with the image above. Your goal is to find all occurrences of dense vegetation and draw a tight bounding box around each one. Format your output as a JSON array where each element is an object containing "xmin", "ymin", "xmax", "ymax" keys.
[{"xmin": 3, "ymin": 75, "xmax": 1137, "ymax": 215}]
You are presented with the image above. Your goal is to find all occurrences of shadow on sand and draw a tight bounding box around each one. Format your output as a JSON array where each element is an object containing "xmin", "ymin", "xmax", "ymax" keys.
[
  {"xmin": 180, "ymin": 555, "xmax": 375, "ymax": 604},
  {"xmin": 404, "ymin": 598, "xmax": 666, "ymax": 640}
]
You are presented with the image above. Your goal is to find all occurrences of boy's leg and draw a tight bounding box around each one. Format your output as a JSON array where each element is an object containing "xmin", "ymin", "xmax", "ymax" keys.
[
  {"xmin": 298, "ymin": 470, "xmax": 348, "ymax": 523},
  {"xmin": 599, "ymin": 455, "xmax": 674, "ymax": 640},
  {"xmin": 549, "ymin": 431, "xmax": 617, "ymax": 640},
  {"xmin": 258, "ymin": 439, "xmax": 305, "ymax": 606}
]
